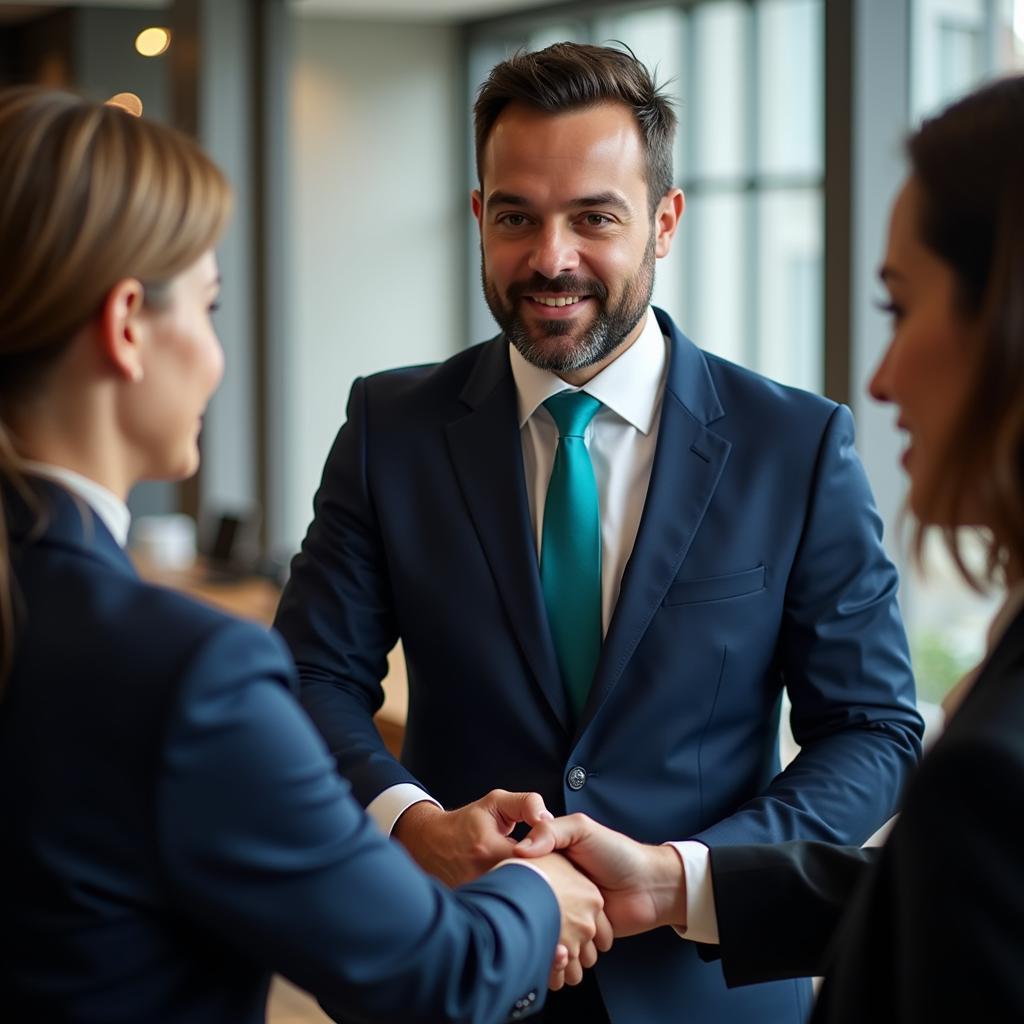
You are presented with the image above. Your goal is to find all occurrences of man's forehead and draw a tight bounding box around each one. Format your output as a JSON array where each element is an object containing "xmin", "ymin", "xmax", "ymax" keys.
[{"xmin": 480, "ymin": 101, "xmax": 646, "ymax": 190}]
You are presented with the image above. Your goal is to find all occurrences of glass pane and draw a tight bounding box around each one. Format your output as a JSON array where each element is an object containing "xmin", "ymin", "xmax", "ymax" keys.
[
  {"xmin": 995, "ymin": 0, "xmax": 1024, "ymax": 68},
  {"xmin": 682, "ymin": 190, "xmax": 748, "ymax": 365},
  {"xmin": 906, "ymin": 533, "xmax": 1001, "ymax": 704},
  {"xmin": 593, "ymin": 6, "xmax": 688, "ymax": 186},
  {"xmin": 911, "ymin": 0, "xmax": 988, "ymax": 118},
  {"xmin": 756, "ymin": 0, "xmax": 823, "ymax": 177},
  {"xmin": 593, "ymin": 6, "xmax": 685, "ymax": 71},
  {"xmin": 938, "ymin": 21, "xmax": 985, "ymax": 94},
  {"xmin": 691, "ymin": 2, "xmax": 751, "ymax": 181},
  {"xmin": 755, "ymin": 188, "xmax": 822, "ymax": 391},
  {"xmin": 527, "ymin": 22, "xmax": 588, "ymax": 50}
]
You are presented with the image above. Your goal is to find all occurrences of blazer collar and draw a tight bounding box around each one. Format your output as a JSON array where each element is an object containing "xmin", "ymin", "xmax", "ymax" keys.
[
  {"xmin": 5, "ymin": 475, "xmax": 136, "ymax": 579},
  {"xmin": 575, "ymin": 312, "xmax": 731, "ymax": 738},
  {"xmin": 654, "ymin": 306, "xmax": 724, "ymax": 427}
]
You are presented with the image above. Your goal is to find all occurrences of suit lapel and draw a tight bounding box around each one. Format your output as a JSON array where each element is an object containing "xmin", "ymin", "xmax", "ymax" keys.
[
  {"xmin": 445, "ymin": 340, "xmax": 570, "ymax": 732},
  {"xmin": 576, "ymin": 312, "xmax": 731, "ymax": 738}
]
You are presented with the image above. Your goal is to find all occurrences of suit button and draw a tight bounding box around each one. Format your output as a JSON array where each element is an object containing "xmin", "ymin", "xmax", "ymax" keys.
[{"xmin": 567, "ymin": 765, "xmax": 587, "ymax": 791}]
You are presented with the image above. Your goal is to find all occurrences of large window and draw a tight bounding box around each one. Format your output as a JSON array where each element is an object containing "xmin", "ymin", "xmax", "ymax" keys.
[{"xmin": 466, "ymin": 0, "xmax": 824, "ymax": 393}]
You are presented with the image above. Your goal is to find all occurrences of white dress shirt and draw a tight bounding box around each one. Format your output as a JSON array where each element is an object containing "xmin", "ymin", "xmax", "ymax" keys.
[
  {"xmin": 22, "ymin": 461, "xmax": 130, "ymax": 548},
  {"xmin": 367, "ymin": 310, "xmax": 717, "ymax": 941}
]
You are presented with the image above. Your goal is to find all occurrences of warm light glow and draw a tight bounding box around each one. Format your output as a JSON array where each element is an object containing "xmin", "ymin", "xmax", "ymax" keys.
[
  {"xmin": 135, "ymin": 26, "xmax": 171, "ymax": 58},
  {"xmin": 106, "ymin": 93, "xmax": 144, "ymax": 117}
]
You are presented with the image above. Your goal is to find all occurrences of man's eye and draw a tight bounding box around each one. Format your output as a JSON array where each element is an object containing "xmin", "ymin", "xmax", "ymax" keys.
[
  {"xmin": 498, "ymin": 213, "xmax": 528, "ymax": 227},
  {"xmin": 583, "ymin": 214, "xmax": 612, "ymax": 226}
]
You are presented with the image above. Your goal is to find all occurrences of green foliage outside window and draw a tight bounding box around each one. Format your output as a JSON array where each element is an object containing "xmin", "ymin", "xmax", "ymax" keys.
[{"xmin": 910, "ymin": 629, "xmax": 974, "ymax": 705}]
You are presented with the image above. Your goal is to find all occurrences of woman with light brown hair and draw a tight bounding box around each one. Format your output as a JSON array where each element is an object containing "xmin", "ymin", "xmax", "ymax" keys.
[{"xmin": 0, "ymin": 86, "xmax": 608, "ymax": 1023}]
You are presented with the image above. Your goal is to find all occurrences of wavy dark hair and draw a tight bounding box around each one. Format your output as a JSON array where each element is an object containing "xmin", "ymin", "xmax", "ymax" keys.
[{"xmin": 906, "ymin": 74, "xmax": 1024, "ymax": 587}]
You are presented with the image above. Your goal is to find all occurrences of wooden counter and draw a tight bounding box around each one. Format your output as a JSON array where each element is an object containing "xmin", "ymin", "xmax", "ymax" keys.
[{"xmin": 132, "ymin": 556, "xmax": 407, "ymax": 756}]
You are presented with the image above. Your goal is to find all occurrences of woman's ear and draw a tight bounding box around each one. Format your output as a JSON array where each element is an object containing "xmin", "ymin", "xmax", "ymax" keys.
[{"xmin": 98, "ymin": 278, "xmax": 147, "ymax": 383}]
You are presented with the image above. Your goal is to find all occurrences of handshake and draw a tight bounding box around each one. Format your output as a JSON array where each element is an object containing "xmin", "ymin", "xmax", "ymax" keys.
[{"xmin": 394, "ymin": 790, "xmax": 688, "ymax": 990}]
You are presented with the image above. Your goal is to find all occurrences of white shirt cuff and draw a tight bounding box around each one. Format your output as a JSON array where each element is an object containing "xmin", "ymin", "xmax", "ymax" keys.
[
  {"xmin": 665, "ymin": 840, "xmax": 720, "ymax": 944},
  {"xmin": 366, "ymin": 783, "xmax": 443, "ymax": 836}
]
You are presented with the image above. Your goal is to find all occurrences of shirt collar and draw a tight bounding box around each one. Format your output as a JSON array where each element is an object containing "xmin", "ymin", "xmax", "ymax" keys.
[
  {"xmin": 21, "ymin": 461, "xmax": 131, "ymax": 548},
  {"xmin": 509, "ymin": 308, "xmax": 668, "ymax": 433}
]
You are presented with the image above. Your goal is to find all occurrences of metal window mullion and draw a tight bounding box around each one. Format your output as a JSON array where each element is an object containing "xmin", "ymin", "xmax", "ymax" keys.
[{"xmin": 744, "ymin": 0, "xmax": 760, "ymax": 374}]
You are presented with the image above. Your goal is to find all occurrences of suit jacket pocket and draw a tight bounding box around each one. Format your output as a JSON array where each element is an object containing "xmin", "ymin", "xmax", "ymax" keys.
[{"xmin": 663, "ymin": 565, "xmax": 766, "ymax": 606}]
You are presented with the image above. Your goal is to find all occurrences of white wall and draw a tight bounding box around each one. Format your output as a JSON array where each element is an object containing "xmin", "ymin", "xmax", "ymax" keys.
[{"xmin": 286, "ymin": 17, "xmax": 466, "ymax": 551}]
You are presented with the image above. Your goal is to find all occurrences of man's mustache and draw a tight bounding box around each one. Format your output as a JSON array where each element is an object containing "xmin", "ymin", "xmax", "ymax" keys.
[{"xmin": 506, "ymin": 275, "xmax": 608, "ymax": 302}]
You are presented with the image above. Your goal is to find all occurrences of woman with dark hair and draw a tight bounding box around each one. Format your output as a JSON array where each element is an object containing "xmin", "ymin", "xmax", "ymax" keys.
[
  {"xmin": 517, "ymin": 73, "xmax": 1024, "ymax": 1021},
  {"xmin": 0, "ymin": 86, "xmax": 608, "ymax": 1023}
]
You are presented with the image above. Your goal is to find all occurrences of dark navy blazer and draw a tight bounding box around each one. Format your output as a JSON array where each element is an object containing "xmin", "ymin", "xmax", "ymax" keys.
[
  {"xmin": 0, "ymin": 480, "xmax": 559, "ymax": 1023},
  {"xmin": 275, "ymin": 309, "xmax": 925, "ymax": 1023}
]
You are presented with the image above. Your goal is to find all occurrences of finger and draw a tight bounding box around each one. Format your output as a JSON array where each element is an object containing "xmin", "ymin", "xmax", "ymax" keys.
[
  {"xmin": 491, "ymin": 790, "xmax": 552, "ymax": 830},
  {"xmin": 563, "ymin": 958, "xmax": 584, "ymax": 987},
  {"xmin": 515, "ymin": 816, "xmax": 588, "ymax": 856},
  {"xmin": 595, "ymin": 910, "xmax": 614, "ymax": 953},
  {"xmin": 579, "ymin": 940, "xmax": 599, "ymax": 969},
  {"xmin": 552, "ymin": 944, "xmax": 569, "ymax": 971},
  {"xmin": 548, "ymin": 968, "xmax": 565, "ymax": 992},
  {"xmin": 514, "ymin": 821, "xmax": 556, "ymax": 857}
]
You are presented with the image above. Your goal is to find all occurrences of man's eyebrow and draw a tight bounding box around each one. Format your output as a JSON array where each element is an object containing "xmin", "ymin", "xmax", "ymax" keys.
[
  {"xmin": 485, "ymin": 190, "xmax": 633, "ymax": 213},
  {"xmin": 486, "ymin": 191, "xmax": 531, "ymax": 207},
  {"xmin": 570, "ymin": 192, "xmax": 632, "ymax": 213}
]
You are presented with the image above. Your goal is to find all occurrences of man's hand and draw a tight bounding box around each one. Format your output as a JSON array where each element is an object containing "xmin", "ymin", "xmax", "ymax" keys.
[
  {"xmin": 517, "ymin": 814, "xmax": 687, "ymax": 937},
  {"xmin": 394, "ymin": 790, "xmax": 553, "ymax": 887},
  {"xmin": 525, "ymin": 853, "xmax": 613, "ymax": 991}
]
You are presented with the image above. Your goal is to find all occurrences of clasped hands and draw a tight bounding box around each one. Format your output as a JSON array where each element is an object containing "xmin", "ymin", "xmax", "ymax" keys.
[{"xmin": 394, "ymin": 790, "xmax": 687, "ymax": 990}]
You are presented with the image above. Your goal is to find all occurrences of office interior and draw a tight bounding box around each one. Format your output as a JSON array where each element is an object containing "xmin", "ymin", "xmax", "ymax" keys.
[{"xmin": 2, "ymin": 0, "xmax": 1022, "ymax": 1017}]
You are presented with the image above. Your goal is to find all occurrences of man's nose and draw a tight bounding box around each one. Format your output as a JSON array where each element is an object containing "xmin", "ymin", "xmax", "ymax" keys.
[{"xmin": 528, "ymin": 223, "xmax": 580, "ymax": 280}]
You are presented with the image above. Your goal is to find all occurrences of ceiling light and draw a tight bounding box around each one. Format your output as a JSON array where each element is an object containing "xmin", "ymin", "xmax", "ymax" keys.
[{"xmin": 135, "ymin": 27, "xmax": 171, "ymax": 58}]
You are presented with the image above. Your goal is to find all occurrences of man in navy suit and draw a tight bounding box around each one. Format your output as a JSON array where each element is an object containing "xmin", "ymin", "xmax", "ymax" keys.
[{"xmin": 275, "ymin": 42, "xmax": 924, "ymax": 1023}]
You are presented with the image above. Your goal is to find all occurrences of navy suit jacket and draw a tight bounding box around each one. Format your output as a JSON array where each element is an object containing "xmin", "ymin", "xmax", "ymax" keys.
[
  {"xmin": 703, "ymin": 607, "xmax": 1024, "ymax": 1021},
  {"xmin": 275, "ymin": 309, "xmax": 924, "ymax": 1023},
  {"xmin": 0, "ymin": 480, "xmax": 559, "ymax": 1024}
]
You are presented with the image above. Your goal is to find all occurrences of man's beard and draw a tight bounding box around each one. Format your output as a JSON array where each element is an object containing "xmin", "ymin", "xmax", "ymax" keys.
[{"xmin": 482, "ymin": 231, "xmax": 656, "ymax": 374}]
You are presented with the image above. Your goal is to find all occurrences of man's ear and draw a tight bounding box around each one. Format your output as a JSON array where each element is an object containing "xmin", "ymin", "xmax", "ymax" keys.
[
  {"xmin": 471, "ymin": 189, "xmax": 484, "ymax": 232},
  {"xmin": 654, "ymin": 188, "xmax": 685, "ymax": 259},
  {"xmin": 98, "ymin": 278, "xmax": 147, "ymax": 383}
]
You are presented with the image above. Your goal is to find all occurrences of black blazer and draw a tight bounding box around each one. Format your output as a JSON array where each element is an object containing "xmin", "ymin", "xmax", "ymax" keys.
[
  {"xmin": 703, "ymin": 606, "xmax": 1024, "ymax": 1021},
  {"xmin": 0, "ymin": 480, "xmax": 559, "ymax": 1024}
]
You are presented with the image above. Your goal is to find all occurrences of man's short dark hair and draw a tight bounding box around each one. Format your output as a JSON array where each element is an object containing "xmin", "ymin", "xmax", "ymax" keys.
[{"xmin": 473, "ymin": 42, "xmax": 678, "ymax": 215}]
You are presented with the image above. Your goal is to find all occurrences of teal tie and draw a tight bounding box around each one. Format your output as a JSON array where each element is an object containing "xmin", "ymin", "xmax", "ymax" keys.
[{"xmin": 540, "ymin": 391, "xmax": 603, "ymax": 723}]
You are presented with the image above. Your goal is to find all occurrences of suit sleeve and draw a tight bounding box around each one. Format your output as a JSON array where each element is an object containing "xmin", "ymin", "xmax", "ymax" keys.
[
  {"xmin": 695, "ymin": 404, "xmax": 924, "ymax": 848},
  {"xmin": 273, "ymin": 377, "xmax": 420, "ymax": 805},
  {"xmin": 695, "ymin": 841, "xmax": 877, "ymax": 985},
  {"xmin": 158, "ymin": 620, "xmax": 559, "ymax": 1024}
]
